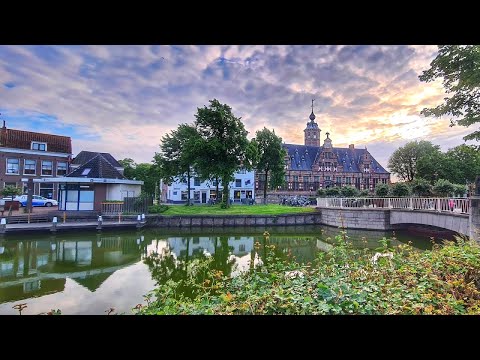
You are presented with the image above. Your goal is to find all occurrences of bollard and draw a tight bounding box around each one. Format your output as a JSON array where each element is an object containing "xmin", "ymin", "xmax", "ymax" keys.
[
  {"xmin": 97, "ymin": 215, "xmax": 103, "ymax": 231},
  {"xmin": 51, "ymin": 217, "xmax": 58, "ymax": 233},
  {"xmin": 118, "ymin": 213, "xmax": 122, "ymax": 223},
  {"xmin": 63, "ymin": 211, "xmax": 66, "ymax": 224},
  {"xmin": 136, "ymin": 214, "xmax": 142, "ymax": 228},
  {"xmin": 141, "ymin": 213, "xmax": 145, "ymax": 222},
  {"xmin": 0, "ymin": 218, "xmax": 6, "ymax": 234}
]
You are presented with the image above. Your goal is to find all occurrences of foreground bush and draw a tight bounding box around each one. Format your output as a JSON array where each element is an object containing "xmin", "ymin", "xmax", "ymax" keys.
[{"xmin": 138, "ymin": 234, "xmax": 480, "ymax": 315}]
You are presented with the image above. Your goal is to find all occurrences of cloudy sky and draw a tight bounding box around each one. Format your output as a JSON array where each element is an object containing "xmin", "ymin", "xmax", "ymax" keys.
[{"xmin": 0, "ymin": 45, "xmax": 478, "ymax": 171}]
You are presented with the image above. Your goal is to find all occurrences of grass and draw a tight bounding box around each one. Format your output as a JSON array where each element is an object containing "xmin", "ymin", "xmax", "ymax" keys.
[{"xmin": 161, "ymin": 204, "xmax": 316, "ymax": 216}]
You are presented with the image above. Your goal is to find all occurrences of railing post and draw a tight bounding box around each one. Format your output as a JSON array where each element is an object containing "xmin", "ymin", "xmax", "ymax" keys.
[
  {"xmin": 437, "ymin": 198, "xmax": 441, "ymax": 213},
  {"xmin": 340, "ymin": 198, "xmax": 343, "ymax": 208},
  {"xmin": 409, "ymin": 198, "xmax": 413, "ymax": 210},
  {"xmin": 387, "ymin": 198, "xmax": 391, "ymax": 208}
]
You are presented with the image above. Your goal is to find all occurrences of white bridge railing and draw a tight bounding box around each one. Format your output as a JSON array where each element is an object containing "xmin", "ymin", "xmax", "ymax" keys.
[{"xmin": 317, "ymin": 197, "xmax": 470, "ymax": 215}]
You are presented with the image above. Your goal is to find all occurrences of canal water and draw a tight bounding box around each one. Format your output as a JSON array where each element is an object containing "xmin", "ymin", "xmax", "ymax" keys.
[{"xmin": 0, "ymin": 225, "xmax": 451, "ymax": 315}]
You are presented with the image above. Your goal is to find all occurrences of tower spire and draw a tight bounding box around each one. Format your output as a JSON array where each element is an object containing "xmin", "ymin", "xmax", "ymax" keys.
[{"xmin": 309, "ymin": 98, "xmax": 316, "ymax": 121}]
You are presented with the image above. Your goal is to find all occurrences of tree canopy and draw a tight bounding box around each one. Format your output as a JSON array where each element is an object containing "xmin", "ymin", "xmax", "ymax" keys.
[
  {"xmin": 254, "ymin": 127, "xmax": 285, "ymax": 203},
  {"xmin": 194, "ymin": 99, "xmax": 253, "ymax": 208},
  {"xmin": 388, "ymin": 140, "xmax": 440, "ymax": 181},
  {"xmin": 419, "ymin": 45, "xmax": 480, "ymax": 141}
]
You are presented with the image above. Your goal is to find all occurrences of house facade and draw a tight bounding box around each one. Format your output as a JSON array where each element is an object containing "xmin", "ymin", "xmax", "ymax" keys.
[
  {"xmin": 255, "ymin": 104, "xmax": 390, "ymax": 195},
  {"xmin": 22, "ymin": 151, "xmax": 143, "ymax": 211},
  {"xmin": 0, "ymin": 121, "xmax": 72, "ymax": 199},
  {"xmin": 164, "ymin": 170, "xmax": 255, "ymax": 204}
]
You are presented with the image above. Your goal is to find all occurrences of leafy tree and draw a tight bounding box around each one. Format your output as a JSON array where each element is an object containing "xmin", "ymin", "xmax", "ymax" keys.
[
  {"xmin": 254, "ymin": 128, "xmax": 286, "ymax": 204},
  {"xmin": 433, "ymin": 179, "xmax": 455, "ymax": 197},
  {"xmin": 325, "ymin": 187, "xmax": 340, "ymax": 197},
  {"xmin": 118, "ymin": 158, "xmax": 137, "ymax": 180},
  {"xmin": 410, "ymin": 178, "xmax": 432, "ymax": 197},
  {"xmin": 375, "ymin": 183, "xmax": 389, "ymax": 197},
  {"xmin": 134, "ymin": 163, "xmax": 158, "ymax": 195},
  {"xmin": 444, "ymin": 144, "xmax": 480, "ymax": 184},
  {"xmin": 388, "ymin": 141, "xmax": 441, "ymax": 181},
  {"xmin": 419, "ymin": 45, "xmax": 480, "ymax": 141},
  {"xmin": 416, "ymin": 151, "xmax": 448, "ymax": 184},
  {"xmin": 1, "ymin": 185, "xmax": 22, "ymax": 200},
  {"xmin": 194, "ymin": 99, "xmax": 252, "ymax": 208},
  {"xmin": 340, "ymin": 185, "xmax": 359, "ymax": 197},
  {"xmin": 154, "ymin": 124, "xmax": 200, "ymax": 205},
  {"xmin": 391, "ymin": 182, "xmax": 410, "ymax": 197}
]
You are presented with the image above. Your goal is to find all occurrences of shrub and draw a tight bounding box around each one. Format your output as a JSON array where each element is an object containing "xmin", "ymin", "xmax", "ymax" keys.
[
  {"xmin": 453, "ymin": 184, "xmax": 467, "ymax": 197},
  {"xmin": 391, "ymin": 182, "xmax": 410, "ymax": 197},
  {"xmin": 316, "ymin": 189, "xmax": 326, "ymax": 197},
  {"xmin": 375, "ymin": 183, "xmax": 389, "ymax": 197},
  {"xmin": 340, "ymin": 186, "xmax": 358, "ymax": 197},
  {"xmin": 359, "ymin": 190, "xmax": 369, "ymax": 197},
  {"xmin": 148, "ymin": 204, "xmax": 169, "ymax": 214},
  {"xmin": 433, "ymin": 179, "xmax": 455, "ymax": 197},
  {"xmin": 411, "ymin": 178, "xmax": 432, "ymax": 197},
  {"xmin": 325, "ymin": 187, "xmax": 340, "ymax": 197}
]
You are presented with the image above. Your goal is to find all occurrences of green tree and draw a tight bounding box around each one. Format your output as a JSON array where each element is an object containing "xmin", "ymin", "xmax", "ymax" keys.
[
  {"xmin": 194, "ymin": 99, "xmax": 252, "ymax": 208},
  {"xmin": 416, "ymin": 151, "xmax": 448, "ymax": 184},
  {"xmin": 1, "ymin": 185, "xmax": 22, "ymax": 200},
  {"xmin": 254, "ymin": 128, "xmax": 286, "ymax": 204},
  {"xmin": 340, "ymin": 185, "xmax": 359, "ymax": 197},
  {"xmin": 444, "ymin": 144, "xmax": 480, "ymax": 184},
  {"xmin": 134, "ymin": 163, "xmax": 158, "ymax": 195},
  {"xmin": 118, "ymin": 158, "xmax": 137, "ymax": 180},
  {"xmin": 419, "ymin": 45, "xmax": 480, "ymax": 141},
  {"xmin": 388, "ymin": 140, "xmax": 440, "ymax": 181},
  {"xmin": 433, "ymin": 179, "xmax": 455, "ymax": 197},
  {"xmin": 391, "ymin": 182, "xmax": 410, "ymax": 197},
  {"xmin": 410, "ymin": 178, "xmax": 432, "ymax": 197},
  {"xmin": 453, "ymin": 184, "xmax": 467, "ymax": 197},
  {"xmin": 375, "ymin": 183, "xmax": 389, "ymax": 197},
  {"xmin": 154, "ymin": 124, "xmax": 200, "ymax": 205}
]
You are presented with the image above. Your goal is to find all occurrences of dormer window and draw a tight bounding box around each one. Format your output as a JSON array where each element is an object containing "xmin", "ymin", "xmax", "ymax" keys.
[
  {"xmin": 81, "ymin": 168, "xmax": 91, "ymax": 176},
  {"xmin": 32, "ymin": 142, "xmax": 47, "ymax": 151}
]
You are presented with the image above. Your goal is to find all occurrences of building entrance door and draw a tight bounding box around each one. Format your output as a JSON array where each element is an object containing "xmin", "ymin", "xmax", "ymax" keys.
[{"xmin": 202, "ymin": 192, "xmax": 207, "ymax": 204}]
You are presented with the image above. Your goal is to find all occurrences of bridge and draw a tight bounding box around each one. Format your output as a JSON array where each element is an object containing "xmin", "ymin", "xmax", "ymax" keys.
[{"xmin": 317, "ymin": 197, "xmax": 478, "ymax": 240}]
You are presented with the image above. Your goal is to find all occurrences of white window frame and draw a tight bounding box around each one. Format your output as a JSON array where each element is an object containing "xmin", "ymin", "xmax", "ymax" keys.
[
  {"xmin": 31, "ymin": 141, "xmax": 47, "ymax": 151},
  {"xmin": 41, "ymin": 160, "xmax": 53, "ymax": 176},
  {"xmin": 23, "ymin": 159, "xmax": 37, "ymax": 176},
  {"xmin": 6, "ymin": 158, "xmax": 19, "ymax": 175},
  {"xmin": 57, "ymin": 161, "xmax": 68, "ymax": 176}
]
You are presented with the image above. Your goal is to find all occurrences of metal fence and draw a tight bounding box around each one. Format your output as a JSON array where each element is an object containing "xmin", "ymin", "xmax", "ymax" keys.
[
  {"xmin": 317, "ymin": 197, "xmax": 470, "ymax": 215},
  {"xmin": 123, "ymin": 195, "xmax": 154, "ymax": 214}
]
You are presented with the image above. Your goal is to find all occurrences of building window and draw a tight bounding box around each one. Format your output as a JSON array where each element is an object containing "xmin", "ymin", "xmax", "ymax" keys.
[
  {"xmin": 41, "ymin": 161, "xmax": 53, "ymax": 176},
  {"xmin": 313, "ymin": 134, "xmax": 316, "ymax": 139},
  {"xmin": 235, "ymin": 179, "xmax": 242, "ymax": 187},
  {"xmin": 31, "ymin": 142, "xmax": 47, "ymax": 151},
  {"xmin": 303, "ymin": 176, "xmax": 310, "ymax": 183},
  {"xmin": 346, "ymin": 177, "xmax": 351, "ymax": 184},
  {"xmin": 40, "ymin": 183, "xmax": 54, "ymax": 199},
  {"xmin": 336, "ymin": 176, "xmax": 342, "ymax": 184},
  {"xmin": 194, "ymin": 177, "xmax": 200, "ymax": 186},
  {"xmin": 212, "ymin": 179, "xmax": 217, "ymax": 186},
  {"xmin": 239, "ymin": 244, "xmax": 246, "ymax": 252},
  {"xmin": 325, "ymin": 176, "xmax": 331, "ymax": 181},
  {"xmin": 299, "ymin": 183, "xmax": 303, "ymax": 190},
  {"xmin": 57, "ymin": 162, "xmax": 67, "ymax": 176},
  {"xmin": 285, "ymin": 175, "xmax": 289, "ymax": 182},
  {"xmin": 6, "ymin": 158, "xmax": 19, "ymax": 174},
  {"xmin": 4, "ymin": 182, "xmax": 17, "ymax": 189},
  {"xmin": 293, "ymin": 175, "xmax": 298, "ymax": 182},
  {"xmin": 23, "ymin": 159, "xmax": 36, "ymax": 175},
  {"xmin": 314, "ymin": 176, "xmax": 320, "ymax": 182},
  {"xmin": 173, "ymin": 191, "xmax": 178, "ymax": 195},
  {"xmin": 193, "ymin": 191, "xmax": 201, "ymax": 203},
  {"xmin": 181, "ymin": 191, "xmax": 188, "ymax": 201}
]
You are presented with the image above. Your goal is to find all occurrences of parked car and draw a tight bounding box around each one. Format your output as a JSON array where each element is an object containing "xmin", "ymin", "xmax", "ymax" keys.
[{"xmin": 15, "ymin": 195, "xmax": 58, "ymax": 207}]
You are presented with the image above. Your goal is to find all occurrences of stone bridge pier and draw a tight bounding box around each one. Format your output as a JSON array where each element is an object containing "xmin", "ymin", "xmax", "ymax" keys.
[{"xmin": 469, "ymin": 196, "xmax": 480, "ymax": 242}]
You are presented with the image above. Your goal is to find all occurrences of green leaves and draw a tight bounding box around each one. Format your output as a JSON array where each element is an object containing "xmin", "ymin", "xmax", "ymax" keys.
[{"xmin": 419, "ymin": 45, "xmax": 480, "ymax": 141}]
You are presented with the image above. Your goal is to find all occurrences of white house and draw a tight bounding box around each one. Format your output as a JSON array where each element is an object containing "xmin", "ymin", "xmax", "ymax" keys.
[{"xmin": 164, "ymin": 170, "xmax": 255, "ymax": 204}]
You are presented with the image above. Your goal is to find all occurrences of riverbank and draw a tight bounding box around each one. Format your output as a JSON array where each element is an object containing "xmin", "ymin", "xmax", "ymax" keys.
[
  {"xmin": 160, "ymin": 204, "xmax": 316, "ymax": 216},
  {"xmin": 139, "ymin": 236, "xmax": 480, "ymax": 315}
]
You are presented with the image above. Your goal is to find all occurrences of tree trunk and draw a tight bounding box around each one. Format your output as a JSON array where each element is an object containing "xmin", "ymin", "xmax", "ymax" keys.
[
  {"xmin": 215, "ymin": 176, "xmax": 219, "ymax": 204},
  {"xmin": 187, "ymin": 169, "xmax": 191, "ymax": 205},
  {"xmin": 263, "ymin": 170, "xmax": 269, "ymax": 205},
  {"xmin": 222, "ymin": 176, "xmax": 230, "ymax": 208}
]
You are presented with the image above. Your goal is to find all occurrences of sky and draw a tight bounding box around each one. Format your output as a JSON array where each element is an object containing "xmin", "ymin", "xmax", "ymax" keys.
[{"xmin": 0, "ymin": 45, "xmax": 478, "ymax": 173}]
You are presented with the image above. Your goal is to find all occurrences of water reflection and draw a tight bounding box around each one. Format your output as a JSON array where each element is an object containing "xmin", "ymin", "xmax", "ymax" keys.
[{"xmin": 0, "ymin": 226, "xmax": 436, "ymax": 314}]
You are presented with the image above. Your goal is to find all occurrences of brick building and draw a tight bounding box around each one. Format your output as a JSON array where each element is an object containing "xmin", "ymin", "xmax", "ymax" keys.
[
  {"xmin": 0, "ymin": 120, "xmax": 72, "ymax": 199},
  {"xmin": 255, "ymin": 102, "xmax": 390, "ymax": 195}
]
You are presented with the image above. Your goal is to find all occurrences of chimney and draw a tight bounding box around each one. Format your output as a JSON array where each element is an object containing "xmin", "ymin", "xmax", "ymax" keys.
[{"xmin": 349, "ymin": 144, "xmax": 354, "ymax": 150}]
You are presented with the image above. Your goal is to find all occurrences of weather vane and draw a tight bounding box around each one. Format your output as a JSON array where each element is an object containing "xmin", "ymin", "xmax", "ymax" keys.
[{"xmin": 311, "ymin": 99, "xmax": 315, "ymax": 112}]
